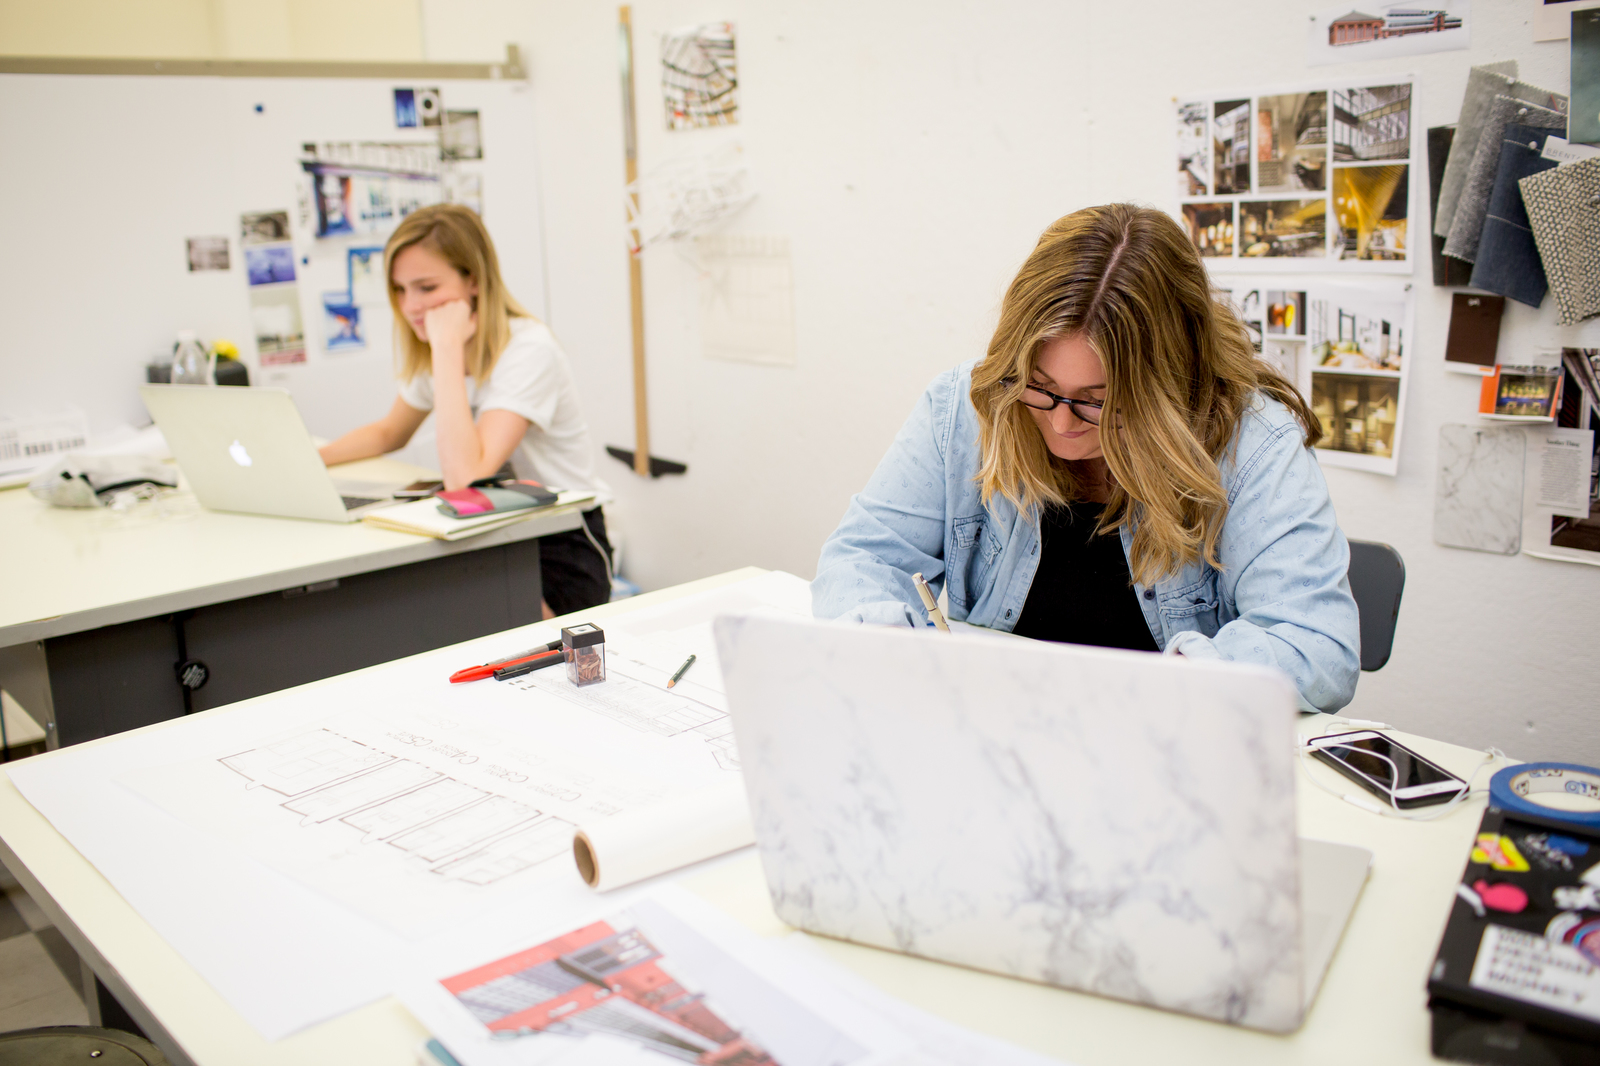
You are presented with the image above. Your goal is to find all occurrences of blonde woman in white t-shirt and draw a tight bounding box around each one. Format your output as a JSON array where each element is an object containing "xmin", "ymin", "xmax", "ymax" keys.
[{"xmin": 319, "ymin": 204, "xmax": 611, "ymax": 617}]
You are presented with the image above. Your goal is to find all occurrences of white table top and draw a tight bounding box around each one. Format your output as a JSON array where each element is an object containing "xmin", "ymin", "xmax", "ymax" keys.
[
  {"xmin": 0, "ymin": 456, "xmax": 586, "ymax": 646},
  {"xmin": 0, "ymin": 568, "xmax": 1496, "ymax": 1065}
]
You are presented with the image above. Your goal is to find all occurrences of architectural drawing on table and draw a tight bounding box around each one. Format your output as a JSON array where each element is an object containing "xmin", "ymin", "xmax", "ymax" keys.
[
  {"xmin": 220, "ymin": 729, "xmax": 574, "ymax": 885},
  {"xmin": 507, "ymin": 670, "xmax": 741, "ymax": 771}
]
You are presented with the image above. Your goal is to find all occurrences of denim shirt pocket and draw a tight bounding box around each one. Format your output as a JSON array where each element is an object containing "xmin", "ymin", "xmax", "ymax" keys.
[
  {"xmin": 947, "ymin": 514, "xmax": 1001, "ymax": 611},
  {"xmin": 1158, "ymin": 570, "xmax": 1222, "ymax": 637}
]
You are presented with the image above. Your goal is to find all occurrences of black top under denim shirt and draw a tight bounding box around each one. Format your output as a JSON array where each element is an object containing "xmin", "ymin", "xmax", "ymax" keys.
[
  {"xmin": 1471, "ymin": 125, "xmax": 1560, "ymax": 308},
  {"xmin": 1012, "ymin": 502, "xmax": 1160, "ymax": 651}
]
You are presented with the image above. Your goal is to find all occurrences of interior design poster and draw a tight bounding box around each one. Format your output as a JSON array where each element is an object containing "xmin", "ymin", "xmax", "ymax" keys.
[
  {"xmin": 1222, "ymin": 278, "xmax": 1413, "ymax": 475},
  {"xmin": 240, "ymin": 211, "xmax": 306, "ymax": 367},
  {"xmin": 1523, "ymin": 348, "xmax": 1600, "ymax": 566},
  {"xmin": 1175, "ymin": 80, "xmax": 1416, "ymax": 273}
]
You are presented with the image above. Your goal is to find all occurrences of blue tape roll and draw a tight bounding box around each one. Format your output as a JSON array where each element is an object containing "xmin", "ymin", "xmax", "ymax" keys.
[{"xmin": 1489, "ymin": 763, "xmax": 1600, "ymax": 828}]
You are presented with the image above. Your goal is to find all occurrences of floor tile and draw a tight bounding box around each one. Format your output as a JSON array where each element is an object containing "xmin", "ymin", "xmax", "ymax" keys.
[
  {"xmin": 33, "ymin": 928, "xmax": 81, "ymax": 1002},
  {"xmin": 0, "ymin": 934, "xmax": 77, "ymax": 1014},
  {"xmin": 0, "ymin": 896, "xmax": 26, "ymax": 943},
  {"xmin": 4, "ymin": 890, "xmax": 48, "ymax": 933},
  {"xmin": 0, "ymin": 986, "xmax": 90, "ymax": 1031}
]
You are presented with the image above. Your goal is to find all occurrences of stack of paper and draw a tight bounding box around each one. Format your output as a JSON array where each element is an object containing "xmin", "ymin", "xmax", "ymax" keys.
[{"xmin": 364, "ymin": 490, "xmax": 596, "ymax": 540}]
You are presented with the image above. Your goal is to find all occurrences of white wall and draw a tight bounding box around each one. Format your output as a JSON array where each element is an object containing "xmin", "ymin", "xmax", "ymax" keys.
[{"xmin": 421, "ymin": 0, "xmax": 1599, "ymax": 764}]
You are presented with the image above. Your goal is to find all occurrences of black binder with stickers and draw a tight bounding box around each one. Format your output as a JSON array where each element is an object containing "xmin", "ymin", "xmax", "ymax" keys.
[{"xmin": 1427, "ymin": 806, "xmax": 1600, "ymax": 1065}]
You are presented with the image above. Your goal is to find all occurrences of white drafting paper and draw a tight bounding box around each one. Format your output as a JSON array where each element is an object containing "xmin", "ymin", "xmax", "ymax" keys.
[
  {"xmin": 695, "ymin": 234, "xmax": 796, "ymax": 367},
  {"xmin": 1535, "ymin": 428, "xmax": 1596, "ymax": 517},
  {"xmin": 1469, "ymin": 924, "xmax": 1600, "ymax": 1023},
  {"xmin": 117, "ymin": 702, "xmax": 689, "ymax": 937},
  {"xmin": 9, "ymin": 572, "xmax": 814, "ymax": 1041},
  {"xmin": 1535, "ymin": 0, "xmax": 1600, "ymax": 41}
]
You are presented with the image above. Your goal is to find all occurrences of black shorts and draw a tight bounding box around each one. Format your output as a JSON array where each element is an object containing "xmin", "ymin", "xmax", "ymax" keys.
[{"xmin": 539, "ymin": 508, "xmax": 612, "ymax": 616}]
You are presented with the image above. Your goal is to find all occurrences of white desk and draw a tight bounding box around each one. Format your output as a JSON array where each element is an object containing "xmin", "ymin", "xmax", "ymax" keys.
[
  {"xmin": 0, "ymin": 568, "xmax": 1491, "ymax": 1065},
  {"xmin": 0, "ymin": 456, "xmax": 586, "ymax": 746}
]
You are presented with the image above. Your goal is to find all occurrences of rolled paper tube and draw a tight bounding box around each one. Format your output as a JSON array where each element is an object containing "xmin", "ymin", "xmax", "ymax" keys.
[{"xmin": 572, "ymin": 777, "xmax": 756, "ymax": 891}]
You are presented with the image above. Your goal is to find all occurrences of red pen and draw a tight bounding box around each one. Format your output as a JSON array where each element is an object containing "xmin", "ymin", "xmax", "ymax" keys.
[{"xmin": 449, "ymin": 640, "xmax": 561, "ymax": 684}]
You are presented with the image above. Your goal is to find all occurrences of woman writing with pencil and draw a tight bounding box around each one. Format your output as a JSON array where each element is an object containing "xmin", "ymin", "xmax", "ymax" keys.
[
  {"xmin": 811, "ymin": 204, "xmax": 1360, "ymax": 713},
  {"xmin": 318, "ymin": 204, "xmax": 611, "ymax": 618}
]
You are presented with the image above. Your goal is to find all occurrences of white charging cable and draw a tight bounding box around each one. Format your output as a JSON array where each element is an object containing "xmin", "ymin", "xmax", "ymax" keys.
[{"xmin": 1297, "ymin": 719, "xmax": 1508, "ymax": 822}]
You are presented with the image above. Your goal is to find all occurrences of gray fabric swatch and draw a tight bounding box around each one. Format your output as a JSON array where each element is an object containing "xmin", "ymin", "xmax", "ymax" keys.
[
  {"xmin": 1434, "ymin": 62, "xmax": 1519, "ymax": 238},
  {"xmin": 1521, "ymin": 158, "xmax": 1600, "ymax": 326},
  {"xmin": 1444, "ymin": 93, "xmax": 1567, "ymax": 262}
]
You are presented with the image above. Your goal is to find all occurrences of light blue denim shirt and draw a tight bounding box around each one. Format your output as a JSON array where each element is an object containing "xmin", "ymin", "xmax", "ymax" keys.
[{"xmin": 813, "ymin": 360, "xmax": 1360, "ymax": 714}]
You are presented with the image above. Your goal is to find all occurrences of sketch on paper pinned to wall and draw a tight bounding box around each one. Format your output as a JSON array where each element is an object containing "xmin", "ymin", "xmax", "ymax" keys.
[
  {"xmin": 663, "ymin": 22, "xmax": 739, "ymax": 129},
  {"xmin": 1523, "ymin": 349, "xmax": 1600, "ymax": 566},
  {"xmin": 1222, "ymin": 279, "xmax": 1412, "ymax": 475},
  {"xmin": 694, "ymin": 234, "xmax": 796, "ymax": 368},
  {"xmin": 1307, "ymin": 2, "xmax": 1470, "ymax": 65},
  {"xmin": 1175, "ymin": 80, "xmax": 1414, "ymax": 273}
]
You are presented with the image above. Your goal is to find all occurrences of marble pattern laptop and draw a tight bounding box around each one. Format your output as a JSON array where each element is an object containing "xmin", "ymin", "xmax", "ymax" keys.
[{"xmin": 716, "ymin": 613, "xmax": 1367, "ymax": 1033}]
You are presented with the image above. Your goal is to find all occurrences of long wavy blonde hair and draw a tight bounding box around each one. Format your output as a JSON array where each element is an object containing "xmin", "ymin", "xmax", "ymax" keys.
[
  {"xmin": 387, "ymin": 204, "xmax": 532, "ymax": 384},
  {"xmin": 970, "ymin": 204, "xmax": 1320, "ymax": 586}
]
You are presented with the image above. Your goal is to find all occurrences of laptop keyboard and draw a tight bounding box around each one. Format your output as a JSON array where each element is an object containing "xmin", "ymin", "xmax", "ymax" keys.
[{"xmin": 342, "ymin": 495, "xmax": 383, "ymax": 510}]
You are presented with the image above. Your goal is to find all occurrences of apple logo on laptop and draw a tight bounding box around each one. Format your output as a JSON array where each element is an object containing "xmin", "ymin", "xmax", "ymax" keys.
[{"xmin": 228, "ymin": 440, "xmax": 253, "ymax": 467}]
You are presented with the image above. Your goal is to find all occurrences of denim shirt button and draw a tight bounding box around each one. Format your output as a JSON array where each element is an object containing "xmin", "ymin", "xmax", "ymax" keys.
[
  {"xmin": 1143, "ymin": 589, "xmax": 1155, "ymax": 601},
  {"xmin": 1005, "ymin": 609, "xmax": 1013, "ymax": 619}
]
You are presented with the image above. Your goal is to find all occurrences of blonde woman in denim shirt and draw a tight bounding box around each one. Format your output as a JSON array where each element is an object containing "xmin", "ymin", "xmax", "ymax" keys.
[{"xmin": 813, "ymin": 204, "xmax": 1360, "ymax": 713}]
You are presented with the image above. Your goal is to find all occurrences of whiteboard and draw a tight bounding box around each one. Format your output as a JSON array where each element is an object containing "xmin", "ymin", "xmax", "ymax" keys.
[{"xmin": 0, "ymin": 72, "xmax": 548, "ymax": 452}]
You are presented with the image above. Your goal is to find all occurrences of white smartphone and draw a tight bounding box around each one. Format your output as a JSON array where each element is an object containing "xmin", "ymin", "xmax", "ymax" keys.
[{"xmin": 1307, "ymin": 730, "xmax": 1469, "ymax": 808}]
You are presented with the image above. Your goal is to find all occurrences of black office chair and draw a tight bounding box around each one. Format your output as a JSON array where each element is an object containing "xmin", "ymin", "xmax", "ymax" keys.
[
  {"xmin": 1346, "ymin": 539, "xmax": 1405, "ymax": 672},
  {"xmin": 0, "ymin": 1026, "xmax": 167, "ymax": 1065}
]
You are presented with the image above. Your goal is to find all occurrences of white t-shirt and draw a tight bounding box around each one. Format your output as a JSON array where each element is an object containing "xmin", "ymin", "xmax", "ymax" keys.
[{"xmin": 398, "ymin": 318, "xmax": 603, "ymax": 494}]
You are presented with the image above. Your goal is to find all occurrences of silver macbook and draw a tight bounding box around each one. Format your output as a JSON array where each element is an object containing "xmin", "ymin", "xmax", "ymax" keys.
[
  {"xmin": 139, "ymin": 385, "xmax": 399, "ymax": 523},
  {"xmin": 714, "ymin": 613, "xmax": 1370, "ymax": 1033}
]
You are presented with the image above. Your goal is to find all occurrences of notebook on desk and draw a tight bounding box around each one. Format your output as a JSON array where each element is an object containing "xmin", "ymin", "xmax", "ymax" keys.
[
  {"xmin": 715, "ymin": 614, "xmax": 1370, "ymax": 1033},
  {"xmin": 139, "ymin": 385, "xmax": 401, "ymax": 523}
]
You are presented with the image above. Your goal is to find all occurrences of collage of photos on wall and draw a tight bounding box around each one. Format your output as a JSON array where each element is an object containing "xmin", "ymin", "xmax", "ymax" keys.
[
  {"xmin": 1222, "ymin": 279, "xmax": 1412, "ymax": 475},
  {"xmin": 1176, "ymin": 80, "xmax": 1413, "ymax": 273}
]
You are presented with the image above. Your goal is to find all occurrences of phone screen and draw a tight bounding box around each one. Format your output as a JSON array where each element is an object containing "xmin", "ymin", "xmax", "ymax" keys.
[{"xmin": 1323, "ymin": 735, "xmax": 1454, "ymax": 790}]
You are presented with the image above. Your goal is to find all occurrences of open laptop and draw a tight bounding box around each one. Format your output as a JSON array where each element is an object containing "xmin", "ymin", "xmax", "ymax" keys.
[
  {"xmin": 139, "ymin": 385, "xmax": 400, "ymax": 523},
  {"xmin": 714, "ymin": 614, "xmax": 1371, "ymax": 1033}
]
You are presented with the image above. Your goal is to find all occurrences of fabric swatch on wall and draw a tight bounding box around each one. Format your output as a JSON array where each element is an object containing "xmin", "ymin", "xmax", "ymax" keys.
[
  {"xmin": 1470, "ymin": 125, "xmax": 1561, "ymax": 306},
  {"xmin": 1435, "ymin": 62, "xmax": 1520, "ymax": 239},
  {"xmin": 1522, "ymin": 157, "xmax": 1600, "ymax": 325},
  {"xmin": 1444, "ymin": 293, "xmax": 1505, "ymax": 370},
  {"xmin": 1434, "ymin": 424, "xmax": 1525, "ymax": 555},
  {"xmin": 1428, "ymin": 126, "xmax": 1475, "ymax": 286},
  {"xmin": 1444, "ymin": 94, "xmax": 1567, "ymax": 262}
]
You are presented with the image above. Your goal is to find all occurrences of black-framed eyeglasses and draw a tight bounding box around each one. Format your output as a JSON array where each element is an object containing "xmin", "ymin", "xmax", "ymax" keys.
[{"xmin": 1003, "ymin": 379, "xmax": 1105, "ymax": 425}]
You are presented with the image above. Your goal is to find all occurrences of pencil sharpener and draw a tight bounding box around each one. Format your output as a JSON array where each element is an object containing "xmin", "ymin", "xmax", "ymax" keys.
[{"xmin": 561, "ymin": 624, "xmax": 606, "ymax": 687}]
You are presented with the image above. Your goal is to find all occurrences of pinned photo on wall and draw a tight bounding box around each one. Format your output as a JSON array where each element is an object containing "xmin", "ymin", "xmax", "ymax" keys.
[
  {"xmin": 1308, "ymin": 2, "xmax": 1470, "ymax": 65},
  {"xmin": 1256, "ymin": 92, "xmax": 1328, "ymax": 194},
  {"xmin": 444, "ymin": 171, "xmax": 483, "ymax": 216},
  {"xmin": 347, "ymin": 246, "xmax": 386, "ymax": 305},
  {"xmin": 1267, "ymin": 290, "xmax": 1307, "ymax": 335},
  {"xmin": 1521, "ymin": 349, "xmax": 1600, "ymax": 566},
  {"xmin": 441, "ymin": 110, "xmax": 482, "ymax": 161},
  {"xmin": 186, "ymin": 236, "xmax": 229, "ymax": 272},
  {"xmin": 1177, "ymin": 101, "xmax": 1211, "ymax": 197},
  {"xmin": 1182, "ymin": 202, "xmax": 1234, "ymax": 257},
  {"xmin": 1237, "ymin": 288, "xmax": 1264, "ymax": 351},
  {"xmin": 244, "ymin": 244, "xmax": 296, "ymax": 286},
  {"xmin": 1213, "ymin": 99, "xmax": 1251, "ymax": 195},
  {"xmin": 1306, "ymin": 282, "xmax": 1412, "ymax": 475},
  {"xmin": 241, "ymin": 210, "xmax": 291, "ymax": 245},
  {"xmin": 1239, "ymin": 199, "xmax": 1327, "ymax": 257},
  {"xmin": 1176, "ymin": 78, "xmax": 1413, "ymax": 273},
  {"xmin": 416, "ymin": 87, "xmax": 442, "ymax": 127},
  {"xmin": 301, "ymin": 143, "xmax": 443, "ymax": 240},
  {"xmin": 662, "ymin": 22, "xmax": 738, "ymax": 129},
  {"xmin": 1333, "ymin": 164, "xmax": 1409, "ymax": 260},
  {"xmin": 1535, "ymin": 0, "xmax": 1600, "ymax": 41},
  {"xmin": 322, "ymin": 292, "xmax": 364, "ymax": 352},
  {"xmin": 394, "ymin": 88, "xmax": 417, "ymax": 128},
  {"xmin": 250, "ymin": 286, "xmax": 306, "ymax": 367}
]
